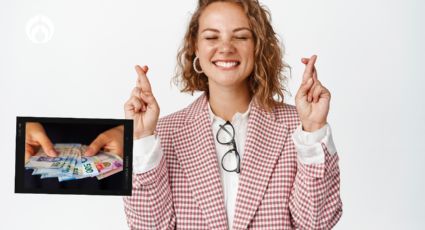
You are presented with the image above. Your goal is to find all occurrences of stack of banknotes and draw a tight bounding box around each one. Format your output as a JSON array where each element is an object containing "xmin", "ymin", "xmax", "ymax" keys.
[{"xmin": 25, "ymin": 143, "xmax": 123, "ymax": 182}]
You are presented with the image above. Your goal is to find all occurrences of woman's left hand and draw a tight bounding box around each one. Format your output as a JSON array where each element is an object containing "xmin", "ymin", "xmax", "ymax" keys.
[{"xmin": 295, "ymin": 55, "xmax": 331, "ymax": 132}]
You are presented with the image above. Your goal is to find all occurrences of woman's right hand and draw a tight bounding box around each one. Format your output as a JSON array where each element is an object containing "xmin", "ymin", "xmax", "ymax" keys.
[{"xmin": 124, "ymin": 65, "xmax": 160, "ymax": 140}]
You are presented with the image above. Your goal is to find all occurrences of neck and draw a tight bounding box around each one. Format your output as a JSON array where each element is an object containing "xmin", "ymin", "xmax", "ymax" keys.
[{"xmin": 208, "ymin": 82, "xmax": 251, "ymax": 121}]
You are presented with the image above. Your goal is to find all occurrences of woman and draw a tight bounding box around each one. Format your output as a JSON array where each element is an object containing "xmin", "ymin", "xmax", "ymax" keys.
[{"xmin": 124, "ymin": 0, "xmax": 342, "ymax": 229}]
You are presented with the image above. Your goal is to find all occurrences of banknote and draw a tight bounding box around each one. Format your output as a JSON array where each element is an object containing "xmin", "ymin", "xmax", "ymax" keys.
[
  {"xmin": 93, "ymin": 152, "xmax": 123, "ymax": 174},
  {"xmin": 25, "ymin": 153, "xmax": 64, "ymax": 169},
  {"xmin": 26, "ymin": 143, "xmax": 123, "ymax": 182},
  {"xmin": 26, "ymin": 144, "xmax": 79, "ymax": 169},
  {"xmin": 96, "ymin": 167, "xmax": 123, "ymax": 180}
]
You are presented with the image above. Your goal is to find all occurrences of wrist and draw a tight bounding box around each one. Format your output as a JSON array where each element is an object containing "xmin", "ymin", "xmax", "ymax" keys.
[
  {"xmin": 302, "ymin": 122, "xmax": 326, "ymax": 132},
  {"xmin": 134, "ymin": 131, "xmax": 155, "ymax": 140}
]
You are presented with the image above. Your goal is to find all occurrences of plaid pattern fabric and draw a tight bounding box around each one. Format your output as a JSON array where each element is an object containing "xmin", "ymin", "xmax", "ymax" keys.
[{"xmin": 124, "ymin": 94, "xmax": 342, "ymax": 229}]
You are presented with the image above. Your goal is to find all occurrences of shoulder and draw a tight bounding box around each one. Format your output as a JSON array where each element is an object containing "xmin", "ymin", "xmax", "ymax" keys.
[
  {"xmin": 156, "ymin": 107, "xmax": 188, "ymax": 136},
  {"xmin": 273, "ymin": 103, "xmax": 300, "ymax": 130},
  {"xmin": 156, "ymin": 94, "xmax": 206, "ymax": 135}
]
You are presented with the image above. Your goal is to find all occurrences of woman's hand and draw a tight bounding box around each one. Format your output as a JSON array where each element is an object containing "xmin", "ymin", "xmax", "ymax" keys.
[
  {"xmin": 124, "ymin": 65, "xmax": 160, "ymax": 139},
  {"xmin": 295, "ymin": 55, "xmax": 331, "ymax": 132},
  {"xmin": 85, "ymin": 125, "xmax": 124, "ymax": 158},
  {"xmin": 25, "ymin": 122, "xmax": 57, "ymax": 164}
]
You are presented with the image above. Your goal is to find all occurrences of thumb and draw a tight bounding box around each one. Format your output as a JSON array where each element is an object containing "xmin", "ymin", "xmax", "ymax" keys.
[
  {"xmin": 298, "ymin": 78, "xmax": 314, "ymax": 97},
  {"xmin": 36, "ymin": 133, "xmax": 57, "ymax": 157},
  {"xmin": 85, "ymin": 134, "xmax": 107, "ymax": 156}
]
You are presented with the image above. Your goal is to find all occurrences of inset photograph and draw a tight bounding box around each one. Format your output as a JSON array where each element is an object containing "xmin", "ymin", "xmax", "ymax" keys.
[{"xmin": 15, "ymin": 117, "xmax": 133, "ymax": 195}]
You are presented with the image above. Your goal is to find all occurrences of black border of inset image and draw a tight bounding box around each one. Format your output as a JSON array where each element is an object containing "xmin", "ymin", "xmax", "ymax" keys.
[{"xmin": 15, "ymin": 116, "xmax": 133, "ymax": 196}]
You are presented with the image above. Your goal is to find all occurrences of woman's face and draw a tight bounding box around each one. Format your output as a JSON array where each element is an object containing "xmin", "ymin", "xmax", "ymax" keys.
[{"xmin": 196, "ymin": 2, "xmax": 255, "ymax": 91}]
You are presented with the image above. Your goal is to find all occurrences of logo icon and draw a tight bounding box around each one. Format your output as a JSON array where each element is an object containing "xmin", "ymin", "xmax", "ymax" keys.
[{"xmin": 26, "ymin": 14, "xmax": 55, "ymax": 44}]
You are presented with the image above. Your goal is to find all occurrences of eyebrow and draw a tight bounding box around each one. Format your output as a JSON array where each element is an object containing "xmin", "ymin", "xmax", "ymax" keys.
[{"xmin": 201, "ymin": 27, "xmax": 252, "ymax": 33}]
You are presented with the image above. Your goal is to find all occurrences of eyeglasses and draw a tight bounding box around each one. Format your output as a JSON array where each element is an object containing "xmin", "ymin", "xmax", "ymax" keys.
[{"xmin": 216, "ymin": 121, "xmax": 240, "ymax": 174}]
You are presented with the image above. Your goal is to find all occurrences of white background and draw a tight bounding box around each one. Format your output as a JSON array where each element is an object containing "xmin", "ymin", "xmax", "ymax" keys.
[{"xmin": 1, "ymin": 0, "xmax": 424, "ymax": 229}]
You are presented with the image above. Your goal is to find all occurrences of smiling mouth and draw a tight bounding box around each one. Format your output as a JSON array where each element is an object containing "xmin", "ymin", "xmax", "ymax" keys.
[{"xmin": 212, "ymin": 61, "xmax": 240, "ymax": 69}]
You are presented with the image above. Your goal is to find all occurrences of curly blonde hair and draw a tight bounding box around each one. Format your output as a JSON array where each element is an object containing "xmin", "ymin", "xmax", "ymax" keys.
[{"xmin": 174, "ymin": 0, "xmax": 289, "ymax": 112}]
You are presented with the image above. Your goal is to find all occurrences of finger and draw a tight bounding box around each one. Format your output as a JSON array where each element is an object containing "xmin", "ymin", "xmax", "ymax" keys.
[
  {"xmin": 85, "ymin": 134, "xmax": 107, "ymax": 156},
  {"xmin": 128, "ymin": 87, "xmax": 146, "ymax": 114},
  {"xmin": 36, "ymin": 133, "xmax": 57, "ymax": 157},
  {"xmin": 297, "ymin": 77, "xmax": 314, "ymax": 97},
  {"xmin": 25, "ymin": 143, "xmax": 36, "ymax": 164},
  {"xmin": 131, "ymin": 87, "xmax": 142, "ymax": 99},
  {"xmin": 135, "ymin": 65, "xmax": 152, "ymax": 93},
  {"xmin": 301, "ymin": 58, "xmax": 309, "ymax": 65},
  {"xmin": 311, "ymin": 82, "xmax": 324, "ymax": 103},
  {"xmin": 307, "ymin": 85, "xmax": 315, "ymax": 102},
  {"xmin": 25, "ymin": 152, "xmax": 31, "ymax": 164},
  {"xmin": 139, "ymin": 91, "xmax": 159, "ymax": 110},
  {"xmin": 320, "ymin": 85, "xmax": 331, "ymax": 100},
  {"xmin": 313, "ymin": 65, "xmax": 318, "ymax": 82},
  {"xmin": 25, "ymin": 143, "xmax": 36, "ymax": 155},
  {"xmin": 302, "ymin": 55, "xmax": 317, "ymax": 83},
  {"xmin": 130, "ymin": 96, "xmax": 144, "ymax": 112},
  {"xmin": 308, "ymin": 81, "xmax": 320, "ymax": 103},
  {"xmin": 124, "ymin": 96, "xmax": 144, "ymax": 114}
]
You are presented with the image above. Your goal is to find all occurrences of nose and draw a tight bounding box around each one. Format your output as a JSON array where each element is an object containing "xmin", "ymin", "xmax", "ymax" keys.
[{"xmin": 218, "ymin": 40, "xmax": 236, "ymax": 54}]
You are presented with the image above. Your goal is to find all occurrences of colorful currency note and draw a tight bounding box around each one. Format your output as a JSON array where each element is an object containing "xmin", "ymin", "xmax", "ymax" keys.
[
  {"xmin": 96, "ymin": 167, "xmax": 123, "ymax": 180},
  {"xmin": 25, "ymin": 152, "xmax": 64, "ymax": 169},
  {"xmin": 26, "ymin": 143, "xmax": 123, "ymax": 182}
]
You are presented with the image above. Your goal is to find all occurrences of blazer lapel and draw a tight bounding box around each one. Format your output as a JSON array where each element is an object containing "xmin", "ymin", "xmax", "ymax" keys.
[
  {"xmin": 232, "ymin": 102, "xmax": 289, "ymax": 229},
  {"xmin": 173, "ymin": 94, "xmax": 228, "ymax": 229}
]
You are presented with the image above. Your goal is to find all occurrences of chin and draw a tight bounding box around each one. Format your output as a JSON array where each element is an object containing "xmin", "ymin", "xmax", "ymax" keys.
[{"xmin": 207, "ymin": 72, "xmax": 247, "ymax": 88}]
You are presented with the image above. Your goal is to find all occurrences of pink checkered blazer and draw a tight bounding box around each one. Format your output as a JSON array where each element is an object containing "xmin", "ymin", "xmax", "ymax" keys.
[{"xmin": 124, "ymin": 94, "xmax": 342, "ymax": 229}]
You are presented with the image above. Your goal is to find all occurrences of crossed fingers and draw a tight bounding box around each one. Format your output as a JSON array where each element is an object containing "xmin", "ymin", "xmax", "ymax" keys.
[
  {"xmin": 301, "ymin": 55, "xmax": 329, "ymax": 103},
  {"xmin": 131, "ymin": 65, "xmax": 151, "ymax": 112}
]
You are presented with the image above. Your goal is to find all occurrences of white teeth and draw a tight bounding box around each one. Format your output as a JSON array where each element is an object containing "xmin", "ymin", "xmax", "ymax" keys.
[{"xmin": 214, "ymin": 61, "xmax": 238, "ymax": 68}]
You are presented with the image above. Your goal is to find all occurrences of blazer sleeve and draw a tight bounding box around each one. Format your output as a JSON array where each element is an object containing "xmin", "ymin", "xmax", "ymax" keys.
[
  {"xmin": 289, "ymin": 134, "xmax": 343, "ymax": 229},
  {"xmin": 123, "ymin": 154, "xmax": 176, "ymax": 229}
]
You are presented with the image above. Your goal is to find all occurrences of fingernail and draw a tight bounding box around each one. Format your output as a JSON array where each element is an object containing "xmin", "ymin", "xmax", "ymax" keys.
[
  {"xmin": 85, "ymin": 147, "xmax": 93, "ymax": 156},
  {"xmin": 49, "ymin": 149, "xmax": 57, "ymax": 156}
]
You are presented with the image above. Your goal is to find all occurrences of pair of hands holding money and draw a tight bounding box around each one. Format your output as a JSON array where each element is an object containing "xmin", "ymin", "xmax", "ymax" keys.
[
  {"xmin": 124, "ymin": 55, "xmax": 331, "ymax": 139},
  {"xmin": 25, "ymin": 122, "xmax": 124, "ymax": 164}
]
